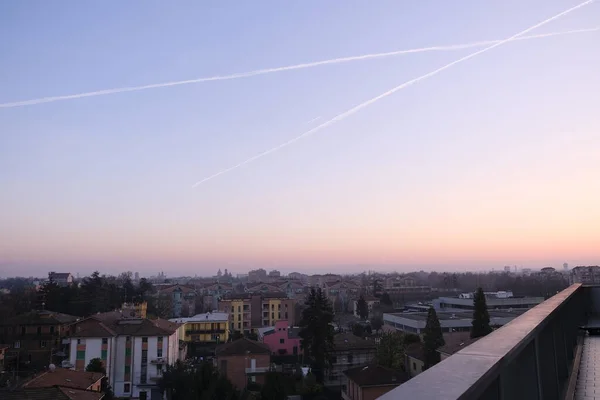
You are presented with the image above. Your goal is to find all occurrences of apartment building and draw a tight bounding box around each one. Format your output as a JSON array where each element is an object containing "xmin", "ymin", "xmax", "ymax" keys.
[
  {"xmin": 215, "ymin": 338, "xmax": 271, "ymax": 390},
  {"xmin": 570, "ymin": 266, "xmax": 600, "ymax": 285},
  {"xmin": 170, "ymin": 311, "xmax": 229, "ymax": 344},
  {"xmin": 218, "ymin": 293, "xmax": 296, "ymax": 333},
  {"xmin": 156, "ymin": 284, "xmax": 196, "ymax": 318},
  {"xmin": 258, "ymin": 320, "xmax": 302, "ymax": 356},
  {"xmin": 342, "ymin": 365, "xmax": 407, "ymax": 400},
  {"xmin": 66, "ymin": 310, "xmax": 181, "ymax": 400},
  {"xmin": 327, "ymin": 333, "xmax": 377, "ymax": 389},
  {"xmin": 0, "ymin": 310, "xmax": 79, "ymax": 370}
]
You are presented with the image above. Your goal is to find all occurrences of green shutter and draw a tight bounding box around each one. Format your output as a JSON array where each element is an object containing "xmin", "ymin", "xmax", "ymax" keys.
[
  {"xmin": 125, "ymin": 366, "xmax": 130, "ymax": 374},
  {"xmin": 76, "ymin": 350, "xmax": 85, "ymax": 360},
  {"xmin": 101, "ymin": 349, "xmax": 107, "ymax": 360},
  {"xmin": 125, "ymin": 348, "xmax": 131, "ymax": 356}
]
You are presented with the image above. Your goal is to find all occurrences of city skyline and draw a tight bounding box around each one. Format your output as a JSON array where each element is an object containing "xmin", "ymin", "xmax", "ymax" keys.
[{"xmin": 1, "ymin": 1, "xmax": 599, "ymax": 278}]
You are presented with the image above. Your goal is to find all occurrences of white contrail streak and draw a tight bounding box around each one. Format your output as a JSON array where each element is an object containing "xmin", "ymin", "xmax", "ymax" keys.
[
  {"xmin": 305, "ymin": 116, "xmax": 322, "ymax": 124},
  {"xmin": 1, "ymin": 26, "xmax": 598, "ymax": 109},
  {"xmin": 191, "ymin": 1, "xmax": 594, "ymax": 188}
]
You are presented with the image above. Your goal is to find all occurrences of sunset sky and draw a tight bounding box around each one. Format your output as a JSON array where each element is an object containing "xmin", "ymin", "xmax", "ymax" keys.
[{"xmin": 1, "ymin": 1, "xmax": 599, "ymax": 277}]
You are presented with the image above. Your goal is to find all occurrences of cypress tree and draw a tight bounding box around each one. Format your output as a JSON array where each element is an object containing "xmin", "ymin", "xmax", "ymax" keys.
[
  {"xmin": 422, "ymin": 307, "xmax": 445, "ymax": 368},
  {"xmin": 471, "ymin": 287, "xmax": 493, "ymax": 339}
]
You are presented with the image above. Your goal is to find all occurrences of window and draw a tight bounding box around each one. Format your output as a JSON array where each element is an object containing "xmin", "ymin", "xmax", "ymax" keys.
[
  {"xmin": 238, "ymin": 306, "xmax": 241, "ymax": 312},
  {"xmin": 271, "ymin": 304, "xmax": 274, "ymax": 310},
  {"xmin": 14, "ymin": 341, "xmax": 20, "ymax": 349},
  {"xmin": 125, "ymin": 348, "xmax": 131, "ymax": 356},
  {"xmin": 278, "ymin": 304, "xmax": 281, "ymax": 310},
  {"xmin": 126, "ymin": 336, "xmax": 131, "ymax": 343},
  {"xmin": 102, "ymin": 338, "xmax": 108, "ymax": 345},
  {"xmin": 238, "ymin": 322, "xmax": 241, "ymax": 329},
  {"xmin": 285, "ymin": 312, "xmax": 288, "ymax": 319},
  {"xmin": 40, "ymin": 340, "xmax": 47, "ymax": 348},
  {"xmin": 124, "ymin": 383, "xmax": 130, "ymax": 393},
  {"xmin": 348, "ymin": 354, "xmax": 353, "ymax": 364},
  {"xmin": 293, "ymin": 346, "xmax": 298, "ymax": 355},
  {"xmin": 279, "ymin": 338, "xmax": 285, "ymax": 344},
  {"xmin": 37, "ymin": 326, "xmax": 41, "ymax": 335},
  {"xmin": 413, "ymin": 362, "xmax": 416, "ymax": 370},
  {"xmin": 101, "ymin": 350, "xmax": 107, "ymax": 360},
  {"xmin": 50, "ymin": 326, "xmax": 55, "ymax": 334},
  {"xmin": 231, "ymin": 306, "xmax": 234, "ymax": 312},
  {"xmin": 139, "ymin": 392, "xmax": 147, "ymax": 400},
  {"xmin": 124, "ymin": 366, "xmax": 131, "ymax": 374},
  {"xmin": 142, "ymin": 337, "xmax": 148, "ymax": 343},
  {"xmin": 77, "ymin": 350, "xmax": 85, "ymax": 359},
  {"xmin": 77, "ymin": 339, "xmax": 82, "ymax": 345},
  {"xmin": 140, "ymin": 365, "xmax": 147, "ymax": 384},
  {"xmin": 157, "ymin": 348, "xmax": 163, "ymax": 358},
  {"xmin": 271, "ymin": 313, "xmax": 274, "ymax": 319},
  {"xmin": 157, "ymin": 336, "xmax": 163, "ymax": 342},
  {"xmin": 142, "ymin": 350, "xmax": 148, "ymax": 363}
]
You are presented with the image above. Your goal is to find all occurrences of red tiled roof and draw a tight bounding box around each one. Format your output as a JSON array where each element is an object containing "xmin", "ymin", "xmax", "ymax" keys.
[
  {"xmin": 216, "ymin": 338, "xmax": 271, "ymax": 356},
  {"xmin": 23, "ymin": 368, "xmax": 104, "ymax": 390},
  {"xmin": 344, "ymin": 364, "xmax": 408, "ymax": 387}
]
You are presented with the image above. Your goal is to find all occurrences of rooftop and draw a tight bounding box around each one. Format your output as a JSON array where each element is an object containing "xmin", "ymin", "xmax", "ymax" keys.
[
  {"xmin": 170, "ymin": 312, "xmax": 229, "ymax": 323},
  {"xmin": 23, "ymin": 368, "xmax": 104, "ymax": 390},
  {"xmin": 437, "ymin": 332, "xmax": 482, "ymax": 356},
  {"xmin": 2, "ymin": 387, "xmax": 104, "ymax": 400},
  {"xmin": 71, "ymin": 312, "xmax": 179, "ymax": 337},
  {"xmin": 344, "ymin": 364, "xmax": 409, "ymax": 387},
  {"xmin": 0, "ymin": 310, "xmax": 80, "ymax": 327},
  {"xmin": 333, "ymin": 333, "xmax": 377, "ymax": 350},
  {"xmin": 216, "ymin": 338, "xmax": 271, "ymax": 356},
  {"xmin": 387, "ymin": 310, "xmax": 525, "ymax": 322}
]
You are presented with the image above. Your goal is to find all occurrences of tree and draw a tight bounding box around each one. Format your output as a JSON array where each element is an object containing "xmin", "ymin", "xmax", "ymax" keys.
[
  {"xmin": 422, "ymin": 307, "xmax": 445, "ymax": 368},
  {"xmin": 376, "ymin": 331, "xmax": 405, "ymax": 369},
  {"xmin": 352, "ymin": 324, "xmax": 365, "ymax": 338},
  {"xmin": 86, "ymin": 358, "xmax": 106, "ymax": 374},
  {"xmin": 370, "ymin": 315, "xmax": 383, "ymax": 334},
  {"xmin": 137, "ymin": 278, "xmax": 154, "ymax": 301},
  {"xmin": 159, "ymin": 360, "xmax": 238, "ymax": 400},
  {"xmin": 471, "ymin": 287, "xmax": 492, "ymax": 339},
  {"xmin": 260, "ymin": 372, "xmax": 289, "ymax": 400},
  {"xmin": 403, "ymin": 333, "xmax": 421, "ymax": 346},
  {"xmin": 380, "ymin": 292, "xmax": 393, "ymax": 308},
  {"xmin": 299, "ymin": 288, "xmax": 335, "ymax": 384},
  {"xmin": 372, "ymin": 280, "xmax": 382, "ymax": 297},
  {"xmin": 356, "ymin": 295, "xmax": 369, "ymax": 320}
]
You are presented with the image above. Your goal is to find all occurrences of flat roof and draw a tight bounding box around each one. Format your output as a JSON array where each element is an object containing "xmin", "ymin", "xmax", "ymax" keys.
[
  {"xmin": 387, "ymin": 309, "xmax": 526, "ymax": 322},
  {"xmin": 170, "ymin": 312, "xmax": 229, "ymax": 323}
]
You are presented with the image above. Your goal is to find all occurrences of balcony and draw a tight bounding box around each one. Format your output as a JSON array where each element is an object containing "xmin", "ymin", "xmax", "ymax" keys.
[
  {"xmin": 185, "ymin": 329, "xmax": 226, "ymax": 335},
  {"xmin": 378, "ymin": 283, "xmax": 592, "ymax": 400},
  {"xmin": 150, "ymin": 358, "xmax": 167, "ymax": 364}
]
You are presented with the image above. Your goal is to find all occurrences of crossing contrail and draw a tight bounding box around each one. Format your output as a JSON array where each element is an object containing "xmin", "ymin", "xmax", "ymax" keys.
[
  {"xmin": 1, "ymin": 26, "xmax": 598, "ymax": 109},
  {"xmin": 191, "ymin": 0, "xmax": 595, "ymax": 188}
]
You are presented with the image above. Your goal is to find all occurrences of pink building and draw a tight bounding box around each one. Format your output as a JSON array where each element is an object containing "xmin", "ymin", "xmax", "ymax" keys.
[{"xmin": 259, "ymin": 320, "xmax": 302, "ymax": 356}]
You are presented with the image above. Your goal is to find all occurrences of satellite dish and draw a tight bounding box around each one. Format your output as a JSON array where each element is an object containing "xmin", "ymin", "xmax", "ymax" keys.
[{"xmin": 49, "ymin": 364, "xmax": 56, "ymax": 372}]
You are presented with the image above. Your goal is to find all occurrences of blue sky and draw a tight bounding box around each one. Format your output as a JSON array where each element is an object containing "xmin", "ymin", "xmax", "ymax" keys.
[{"xmin": 1, "ymin": 1, "xmax": 599, "ymax": 277}]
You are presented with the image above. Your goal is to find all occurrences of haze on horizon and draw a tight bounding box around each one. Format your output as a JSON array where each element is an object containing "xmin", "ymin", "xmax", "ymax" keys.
[{"xmin": 1, "ymin": 1, "xmax": 599, "ymax": 279}]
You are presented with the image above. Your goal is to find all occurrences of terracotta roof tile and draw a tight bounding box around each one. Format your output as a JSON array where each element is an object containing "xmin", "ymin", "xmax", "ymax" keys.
[
  {"xmin": 343, "ymin": 364, "xmax": 409, "ymax": 387},
  {"xmin": 23, "ymin": 368, "xmax": 104, "ymax": 390}
]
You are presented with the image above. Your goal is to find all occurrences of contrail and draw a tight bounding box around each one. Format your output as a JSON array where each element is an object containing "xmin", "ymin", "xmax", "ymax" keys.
[
  {"xmin": 191, "ymin": 0, "xmax": 594, "ymax": 188},
  {"xmin": 1, "ymin": 26, "xmax": 598, "ymax": 109},
  {"xmin": 305, "ymin": 116, "xmax": 322, "ymax": 124}
]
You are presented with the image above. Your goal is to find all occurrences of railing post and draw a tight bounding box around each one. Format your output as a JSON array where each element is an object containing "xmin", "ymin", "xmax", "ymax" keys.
[{"xmin": 500, "ymin": 340, "xmax": 540, "ymax": 400}]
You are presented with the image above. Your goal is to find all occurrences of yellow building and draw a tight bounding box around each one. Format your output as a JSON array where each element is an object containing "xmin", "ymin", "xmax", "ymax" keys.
[{"xmin": 171, "ymin": 312, "xmax": 230, "ymax": 344}]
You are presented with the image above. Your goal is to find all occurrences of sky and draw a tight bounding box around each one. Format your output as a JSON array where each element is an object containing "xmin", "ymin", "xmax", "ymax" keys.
[{"xmin": 1, "ymin": 1, "xmax": 599, "ymax": 278}]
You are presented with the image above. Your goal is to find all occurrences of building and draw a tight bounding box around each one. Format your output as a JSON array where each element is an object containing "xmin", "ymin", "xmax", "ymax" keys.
[
  {"xmin": 156, "ymin": 284, "xmax": 196, "ymax": 318},
  {"xmin": 327, "ymin": 333, "xmax": 377, "ymax": 388},
  {"xmin": 66, "ymin": 310, "xmax": 181, "ymax": 400},
  {"xmin": 437, "ymin": 331, "xmax": 482, "ymax": 361},
  {"xmin": 0, "ymin": 310, "xmax": 79, "ymax": 370},
  {"xmin": 3, "ymin": 387, "xmax": 105, "ymax": 400},
  {"xmin": 268, "ymin": 270, "xmax": 281, "ymax": 279},
  {"xmin": 248, "ymin": 269, "xmax": 268, "ymax": 283},
  {"xmin": 383, "ymin": 276, "xmax": 431, "ymax": 294},
  {"xmin": 570, "ymin": 266, "xmax": 600, "ymax": 285},
  {"xmin": 22, "ymin": 367, "xmax": 104, "ymax": 392},
  {"xmin": 404, "ymin": 342, "xmax": 425, "ymax": 377},
  {"xmin": 342, "ymin": 364, "xmax": 408, "ymax": 400},
  {"xmin": 433, "ymin": 294, "xmax": 544, "ymax": 312},
  {"xmin": 383, "ymin": 310, "xmax": 525, "ymax": 335},
  {"xmin": 353, "ymin": 296, "xmax": 380, "ymax": 319},
  {"xmin": 48, "ymin": 272, "xmax": 74, "ymax": 287},
  {"xmin": 218, "ymin": 293, "xmax": 296, "ymax": 333},
  {"xmin": 215, "ymin": 338, "xmax": 271, "ymax": 390},
  {"xmin": 288, "ymin": 272, "xmax": 306, "ymax": 281},
  {"xmin": 257, "ymin": 320, "xmax": 301, "ymax": 356},
  {"xmin": 170, "ymin": 311, "xmax": 229, "ymax": 344}
]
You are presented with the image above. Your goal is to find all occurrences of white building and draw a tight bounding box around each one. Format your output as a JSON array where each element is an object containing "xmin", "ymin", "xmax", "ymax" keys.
[
  {"xmin": 48, "ymin": 271, "xmax": 74, "ymax": 287},
  {"xmin": 66, "ymin": 310, "xmax": 181, "ymax": 400}
]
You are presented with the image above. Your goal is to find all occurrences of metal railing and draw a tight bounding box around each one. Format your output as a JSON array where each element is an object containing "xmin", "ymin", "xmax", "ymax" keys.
[{"xmin": 379, "ymin": 284, "xmax": 589, "ymax": 400}]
